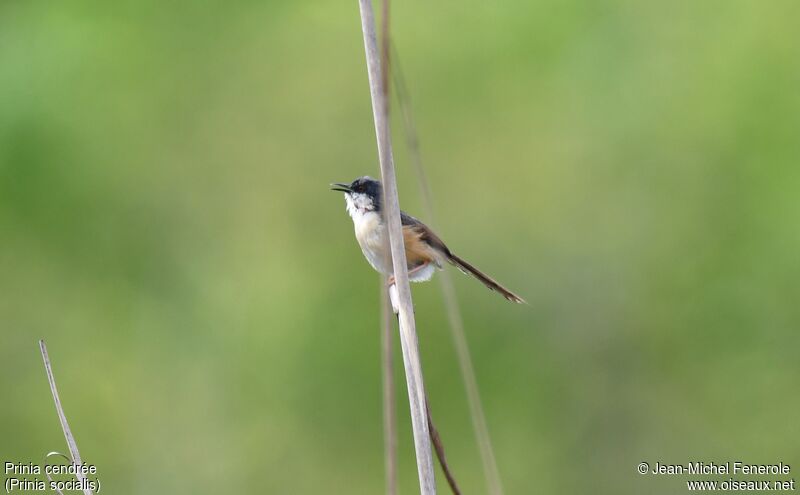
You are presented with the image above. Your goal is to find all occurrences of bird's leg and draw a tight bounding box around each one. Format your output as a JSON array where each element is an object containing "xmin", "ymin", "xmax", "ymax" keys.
[
  {"xmin": 408, "ymin": 262, "xmax": 430, "ymax": 278},
  {"xmin": 387, "ymin": 263, "xmax": 429, "ymax": 314},
  {"xmin": 387, "ymin": 262, "xmax": 430, "ymax": 287}
]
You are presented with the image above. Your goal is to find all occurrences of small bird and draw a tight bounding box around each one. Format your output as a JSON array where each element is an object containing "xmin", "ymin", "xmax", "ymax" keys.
[{"xmin": 332, "ymin": 176, "xmax": 524, "ymax": 303}]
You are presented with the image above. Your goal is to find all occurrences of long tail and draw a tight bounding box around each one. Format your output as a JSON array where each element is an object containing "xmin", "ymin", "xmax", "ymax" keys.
[{"xmin": 447, "ymin": 253, "xmax": 525, "ymax": 303}]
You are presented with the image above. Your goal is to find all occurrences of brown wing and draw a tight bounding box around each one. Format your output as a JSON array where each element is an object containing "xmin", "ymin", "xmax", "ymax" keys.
[
  {"xmin": 401, "ymin": 211, "xmax": 525, "ymax": 303},
  {"xmin": 401, "ymin": 211, "xmax": 451, "ymax": 259}
]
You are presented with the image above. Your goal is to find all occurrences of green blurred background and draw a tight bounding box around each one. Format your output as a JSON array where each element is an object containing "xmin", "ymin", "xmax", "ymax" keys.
[{"xmin": 1, "ymin": 0, "xmax": 799, "ymax": 493}]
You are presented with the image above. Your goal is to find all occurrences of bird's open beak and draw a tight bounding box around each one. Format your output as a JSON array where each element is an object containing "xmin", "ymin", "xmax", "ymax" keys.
[{"xmin": 330, "ymin": 183, "xmax": 351, "ymax": 192}]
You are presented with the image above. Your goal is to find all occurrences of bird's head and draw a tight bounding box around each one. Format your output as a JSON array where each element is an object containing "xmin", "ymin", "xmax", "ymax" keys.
[{"xmin": 331, "ymin": 176, "xmax": 382, "ymax": 216}]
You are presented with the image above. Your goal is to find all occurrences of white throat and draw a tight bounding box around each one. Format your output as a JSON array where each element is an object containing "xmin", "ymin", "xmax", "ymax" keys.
[{"xmin": 344, "ymin": 192, "xmax": 377, "ymax": 220}]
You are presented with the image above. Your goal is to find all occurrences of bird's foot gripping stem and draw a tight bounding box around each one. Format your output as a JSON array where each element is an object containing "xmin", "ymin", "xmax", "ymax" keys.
[{"xmin": 387, "ymin": 263, "xmax": 429, "ymax": 314}]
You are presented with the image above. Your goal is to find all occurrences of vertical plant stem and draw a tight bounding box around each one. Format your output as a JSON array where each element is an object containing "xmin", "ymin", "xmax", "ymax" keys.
[
  {"xmin": 380, "ymin": 0, "xmax": 391, "ymax": 112},
  {"xmin": 379, "ymin": 2, "xmax": 397, "ymax": 489},
  {"xmin": 39, "ymin": 340, "xmax": 94, "ymax": 495},
  {"xmin": 358, "ymin": 1, "xmax": 437, "ymax": 493},
  {"xmin": 393, "ymin": 51, "xmax": 506, "ymax": 495},
  {"xmin": 381, "ymin": 280, "xmax": 398, "ymax": 495}
]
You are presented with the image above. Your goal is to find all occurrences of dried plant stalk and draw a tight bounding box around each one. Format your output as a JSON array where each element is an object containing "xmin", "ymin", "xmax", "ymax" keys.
[
  {"xmin": 357, "ymin": 0, "xmax": 436, "ymax": 493},
  {"xmin": 39, "ymin": 340, "xmax": 94, "ymax": 495},
  {"xmin": 381, "ymin": 281, "xmax": 398, "ymax": 495}
]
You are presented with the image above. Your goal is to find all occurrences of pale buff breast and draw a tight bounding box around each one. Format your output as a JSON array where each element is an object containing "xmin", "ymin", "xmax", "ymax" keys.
[{"xmin": 354, "ymin": 210, "xmax": 391, "ymax": 274}]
